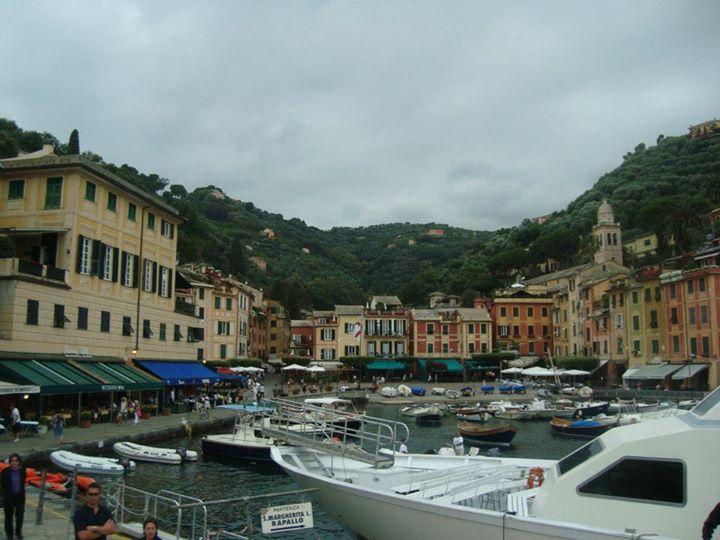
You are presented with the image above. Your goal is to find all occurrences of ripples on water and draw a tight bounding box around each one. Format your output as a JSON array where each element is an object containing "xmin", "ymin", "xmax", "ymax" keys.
[{"xmin": 91, "ymin": 404, "xmax": 588, "ymax": 538}]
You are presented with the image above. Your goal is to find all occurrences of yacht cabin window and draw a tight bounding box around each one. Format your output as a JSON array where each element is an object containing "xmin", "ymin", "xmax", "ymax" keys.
[
  {"xmin": 557, "ymin": 439, "xmax": 604, "ymax": 476},
  {"xmin": 578, "ymin": 458, "xmax": 685, "ymax": 505}
]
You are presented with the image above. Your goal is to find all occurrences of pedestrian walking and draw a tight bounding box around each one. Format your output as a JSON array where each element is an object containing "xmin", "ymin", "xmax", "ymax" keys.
[
  {"xmin": 73, "ymin": 482, "xmax": 117, "ymax": 540},
  {"xmin": 51, "ymin": 411, "xmax": 64, "ymax": 443},
  {"xmin": 1, "ymin": 453, "xmax": 26, "ymax": 539},
  {"xmin": 258, "ymin": 384, "xmax": 265, "ymax": 401},
  {"xmin": 10, "ymin": 405, "xmax": 21, "ymax": 443},
  {"xmin": 119, "ymin": 397, "xmax": 127, "ymax": 423},
  {"xmin": 133, "ymin": 407, "xmax": 140, "ymax": 427}
]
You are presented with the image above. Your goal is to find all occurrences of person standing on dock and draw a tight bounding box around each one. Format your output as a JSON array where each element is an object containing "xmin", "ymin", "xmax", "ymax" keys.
[
  {"xmin": 9, "ymin": 406, "xmax": 21, "ymax": 443},
  {"xmin": 73, "ymin": 482, "xmax": 117, "ymax": 540},
  {"xmin": 51, "ymin": 411, "xmax": 64, "ymax": 443},
  {"xmin": 452, "ymin": 432, "xmax": 464, "ymax": 456},
  {"xmin": 1, "ymin": 452, "xmax": 26, "ymax": 540}
]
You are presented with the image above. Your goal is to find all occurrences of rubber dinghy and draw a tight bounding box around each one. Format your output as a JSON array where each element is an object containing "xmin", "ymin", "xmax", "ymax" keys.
[
  {"xmin": 51, "ymin": 451, "xmax": 135, "ymax": 476},
  {"xmin": 113, "ymin": 442, "xmax": 198, "ymax": 464}
]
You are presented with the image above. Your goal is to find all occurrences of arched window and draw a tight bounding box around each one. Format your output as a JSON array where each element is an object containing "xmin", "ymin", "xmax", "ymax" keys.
[{"xmin": 612, "ymin": 233, "xmax": 617, "ymax": 245}]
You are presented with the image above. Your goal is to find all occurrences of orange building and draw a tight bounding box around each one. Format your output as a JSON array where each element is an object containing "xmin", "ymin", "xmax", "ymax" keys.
[{"xmin": 490, "ymin": 286, "xmax": 553, "ymax": 356}]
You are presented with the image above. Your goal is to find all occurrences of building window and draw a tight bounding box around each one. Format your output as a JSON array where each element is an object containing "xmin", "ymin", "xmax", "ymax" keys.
[
  {"xmin": 689, "ymin": 307, "xmax": 696, "ymax": 326},
  {"xmin": 198, "ymin": 307, "xmax": 205, "ymax": 320},
  {"xmin": 669, "ymin": 283, "xmax": 676, "ymax": 299},
  {"xmin": 649, "ymin": 310, "xmax": 658, "ymax": 329},
  {"xmin": 220, "ymin": 344, "xmax": 227, "ymax": 359},
  {"xmin": 670, "ymin": 307, "xmax": 678, "ymax": 324},
  {"xmin": 143, "ymin": 319, "xmax": 153, "ymax": 338},
  {"xmin": 143, "ymin": 260, "xmax": 153, "ymax": 292},
  {"xmin": 498, "ymin": 325, "xmax": 509, "ymax": 337},
  {"xmin": 654, "ymin": 287, "xmax": 661, "ymax": 301},
  {"xmin": 578, "ymin": 458, "xmax": 684, "ymax": 505},
  {"xmin": 442, "ymin": 343, "xmax": 449, "ymax": 353},
  {"xmin": 528, "ymin": 325, "xmax": 535, "ymax": 336},
  {"xmin": 217, "ymin": 321, "xmax": 231, "ymax": 335},
  {"xmin": 500, "ymin": 307, "xmax": 507, "ymax": 317},
  {"xmin": 161, "ymin": 219, "xmax": 174, "ymax": 238},
  {"xmin": 633, "ymin": 340, "xmax": 641, "ymax": 352},
  {"xmin": 644, "ymin": 288, "xmax": 651, "ymax": 303},
  {"xmin": 122, "ymin": 253, "xmax": 133, "ymax": 287},
  {"xmin": 344, "ymin": 345, "xmax": 359, "ymax": 356},
  {"xmin": 77, "ymin": 307, "xmax": 88, "ymax": 330},
  {"xmin": 481, "ymin": 323, "xmax": 487, "ymax": 334},
  {"xmin": 528, "ymin": 307, "xmax": 534, "ymax": 317},
  {"xmin": 102, "ymin": 245, "xmax": 112, "ymax": 281},
  {"xmin": 632, "ymin": 315, "xmax": 640, "ymax": 331},
  {"xmin": 699, "ymin": 277, "xmax": 706, "ymax": 293},
  {"xmin": 100, "ymin": 311, "xmax": 110, "ymax": 332},
  {"xmin": 542, "ymin": 307, "xmax": 548, "ymax": 317},
  {"xmin": 468, "ymin": 343, "xmax": 475, "ymax": 354},
  {"xmin": 481, "ymin": 343, "xmax": 488, "ymax": 353},
  {"xmin": 147, "ymin": 212, "xmax": 155, "ymax": 230},
  {"xmin": 542, "ymin": 325, "xmax": 549, "ymax": 336},
  {"xmin": 467, "ymin": 323, "xmax": 475, "ymax": 334},
  {"xmin": 367, "ymin": 341, "xmax": 376, "ymax": 355},
  {"xmin": 78, "ymin": 236, "xmax": 91, "ymax": 275},
  {"xmin": 513, "ymin": 325, "xmax": 520, "ymax": 337},
  {"xmin": 651, "ymin": 339, "xmax": 659, "ymax": 354},
  {"xmin": 442, "ymin": 324, "xmax": 449, "ymax": 335},
  {"xmin": 701, "ymin": 305, "xmax": 708, "ymax": 325},
  {"xmin": 122, "ymin": 316, "xmax": 134, "ymax": 336},
  {"xmin": 512, "ymin": 307, "xmax": 519, "ymax": 317},
  {"xmin": 632, "ymin": 291, "xmax": 638, "ymax": 304},
  {"xmin": 199, "ymin": 288, "xmax": 205, "ymax": 300},
  {"xmin": 214, "ymin": 296, "xmax": 221, "ymax": 309},
  {"xmin": 321, "ymin": 328, "xmax": 335, "ymax": 341},
  {"xmin": 529, "ymin": 342, "xmax": 535, "ymax": 354},
  {"xmin": 174, "ymin": 324, "xmax": 182, "ymax": 341},
  {"xmin": 226, "ymin": 298, "xmax": 232, "ymax": 310},
  {"xmin": 8, "ymin": 179, "xmax": 24, "ymax": 200},
  {"xmin": 128, "ymin": 202, "xmax": 137, "ymax": 221},
  {"xmin": 197, "ymin": 348, "xmax": 204, "ymax": 361},
  {"xmin": 44, "ymin": 177, "xmax": 63, "ymax": 209},
  {"xmin": 690, "ymin": 337, "xmax": 697, "ymax": 356},
  {"xmin": 107, "ymin": 192, "xmax": 117, "ymax": 212},
  {"xmin": 159, "ymin": 266, "xmax": 169, "ymax": 297},
  {"xmin": 427, "ymin": 343, "xmax": 434, "ymax": 353},
  {"xmin": 26, "ymin": 300, "xmax": 39, "ymax": 325},
  {"xmin": 702, "ymin": 336, "xmax": 710, "ymax": 357},
  {"xmin": 85, "ymin": 181, "xmax": 96, "ymax": 202},
  {"xmin": 687, "ymin": 280, "xmax": 694, "ymax": 294},
  {"xmin": 53, "ymin": 304, "xmax": 69, "ymax": 328},
  {"xmin": 672, "ymin": 335, "xmax": 680, "ymax": 353}
]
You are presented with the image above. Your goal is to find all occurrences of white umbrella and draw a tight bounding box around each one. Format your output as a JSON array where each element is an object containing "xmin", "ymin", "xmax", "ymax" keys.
[
  {"xmin": 522, "ymin": 366, "xmax": 560, "ymax": 377},
  {"xmin": 501, "ymin": 367, "xmax": 523, "ymax": 374},
  {"xmin": 561, "ymin": 369, "xmax": 590, "ymax": 377},
  {"xmin": 243, "ymin": 366, "xmax": 265, "ymax": 373},
  {"xmin": 229, "ymin": 366, "xmax": 247, "ymax": 372},
  {"xmin": 281, "ymin": 364, "xmax": 308, "ymax": 371},
  {"xmin": 306, "ymin": 366, "xmax": 326, "ymax": 373}
]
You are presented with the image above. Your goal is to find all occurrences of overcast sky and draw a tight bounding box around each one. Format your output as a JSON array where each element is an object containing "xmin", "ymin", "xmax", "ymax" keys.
[{"xmin": 2, "ymin": 1, "xmax": 718, "ymax": 230}]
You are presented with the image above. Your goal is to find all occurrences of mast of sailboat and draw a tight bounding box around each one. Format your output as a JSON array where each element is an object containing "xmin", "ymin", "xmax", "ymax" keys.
[{"xmin": 546, "ymin": 349, "xmax": 562, "ymax": 386}]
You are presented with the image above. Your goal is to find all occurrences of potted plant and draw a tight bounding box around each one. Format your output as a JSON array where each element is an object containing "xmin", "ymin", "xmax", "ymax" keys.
[
  {"xmin": 141, "ymin": 405, "xmax": 155, "ymax": 418},
  {"xmin": 80, "ymin": 411, "xmax": 93, "ymax": 429}
]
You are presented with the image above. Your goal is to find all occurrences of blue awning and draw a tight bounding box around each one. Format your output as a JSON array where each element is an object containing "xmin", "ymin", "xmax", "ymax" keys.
[{"xmin": 136, "ymin": 361, "xmax": 220, "ymax": 386}]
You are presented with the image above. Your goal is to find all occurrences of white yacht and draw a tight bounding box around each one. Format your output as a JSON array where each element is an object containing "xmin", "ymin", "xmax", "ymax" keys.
[{"xmin": 270, "ymin": 388, "xmax": 720, "ymax": 539}]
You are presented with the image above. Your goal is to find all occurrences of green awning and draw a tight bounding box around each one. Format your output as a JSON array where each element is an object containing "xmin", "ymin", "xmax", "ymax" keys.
[
  {"xmin": 624, "ymin": 364, "xmax": 682, "ymax": 380},
  {"xmin": 671, "ymin": 364, "xmax": 709, "ymax": 380},
  {"xmin": 366, "ymin": 361, "xmax": 406, "ymax": 370},
  {"xmin": 421, "ymin": 358, "xmax": 463, "ymax": 373},
  {"xmin": 77, "ymin": 362, "xmax": 163, "ymax": 391},
  {"xmin": 0, "ymin": 359, "xmax": 103, "ymax": 395}
]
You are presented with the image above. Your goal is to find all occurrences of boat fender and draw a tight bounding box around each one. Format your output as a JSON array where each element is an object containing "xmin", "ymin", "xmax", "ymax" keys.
[{"xmin": 526, "ymin": 467, "xmax": 545, "ymax": 489}]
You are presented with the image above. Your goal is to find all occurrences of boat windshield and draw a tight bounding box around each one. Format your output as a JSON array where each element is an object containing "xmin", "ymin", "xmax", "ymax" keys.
[
  {"xmin": 692, "ymin": 387, "xmax": 720, "ymax": 417},
  {"xmin": 557, "ymin": 438, "xmax": 604, "ymax": 476}
]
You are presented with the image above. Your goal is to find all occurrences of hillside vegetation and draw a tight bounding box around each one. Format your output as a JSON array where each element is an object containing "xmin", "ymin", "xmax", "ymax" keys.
[{"xmin": 2, "ymin": 118, "xmax": 719, "ymax": 313}]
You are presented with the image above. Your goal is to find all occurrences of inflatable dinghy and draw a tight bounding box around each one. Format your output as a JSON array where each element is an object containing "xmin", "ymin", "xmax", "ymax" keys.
[
  {"xmin": 113, "ymin": 442, "xmax": 198, "ymax": 464},
  {"xmin": 50, "ymin": 451, "xmax": 135, "ymax": 476}
]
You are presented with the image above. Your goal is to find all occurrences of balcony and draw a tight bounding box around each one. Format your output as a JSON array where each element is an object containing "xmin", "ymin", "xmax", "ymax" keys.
[
  {"xmin": 174, "ymin": 297, "xmax": 197, "ymax": 317},
  {"xmin": 0, "ymin": 258, "xmax": 68, "ymax": 286}
]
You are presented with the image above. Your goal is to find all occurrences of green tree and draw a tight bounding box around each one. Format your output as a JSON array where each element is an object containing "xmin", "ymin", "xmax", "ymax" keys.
[
  {"xmin": 0, "ymin": 132, "xmax": 19, "ymax": 158},
  {"xmin": 638, "ymin": 195, "xmax": 712, "ymax": 253},
  {"xmin": 68, "ymin": 129, "xmax": 80, "ymax": 154},
  {"xmin": 228, "ymin": 235, "xmax": 247, "ymax": 277}
]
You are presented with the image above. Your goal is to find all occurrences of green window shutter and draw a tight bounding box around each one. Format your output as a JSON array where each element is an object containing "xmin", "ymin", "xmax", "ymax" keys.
[
  {"xmin": 112, "ymin": 247, "xmax": 119, "ymax": 282},
  {"xmin": 120, "ymin": 251, "xmax": 127, "ymax": 284},
  {"xmin": 132, "ymin": 255, "xmax": 139, "ymax": 287},
  {"xmin": 76, "ymin": 236, "xmax": 84, "ymax": 274},
  {"xmin": 151, "ymin": 262, "xmax": 158, "ymax": 293},
  {"xmin": 90, "ymin": 239, "xmax": 101, "ymax": 276},
  {"xmin": 167, "ymin": 268, "xmax": 173, "ymax": 298}
]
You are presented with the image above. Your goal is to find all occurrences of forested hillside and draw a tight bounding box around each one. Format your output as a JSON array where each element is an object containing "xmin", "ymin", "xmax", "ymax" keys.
[{"xmin": 1, "ymin": 118, "xmax": 719, "ymax": 312}]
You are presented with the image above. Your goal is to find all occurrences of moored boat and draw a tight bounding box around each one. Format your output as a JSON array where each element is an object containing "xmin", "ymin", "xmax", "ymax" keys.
[
  {"xmin": 113, "ymin": 442, "xmax": 198, "ymax": 464},
  {"xmin": 380, "ymin": 387, "xmax": 398, "ymax": 397},
  {"xmin": 50, "ymin": 451, "xmax": 135, "ymax": 476},
  {"xmin": 397, "ymin": 384, "xmax": 412, "ymax": 397},
  {"xmin": 549, "ymin": 417, "xmax": 615, "ymax": 438},
  {"xmin": 457, "ymin": 421, "xmax": 517, "ymax": 446}
]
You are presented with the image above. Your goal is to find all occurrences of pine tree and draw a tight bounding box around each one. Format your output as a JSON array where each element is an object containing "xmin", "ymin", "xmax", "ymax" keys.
[
  {"xmin": 228, "ymin": 235, "xmax": 246, "ymax": 276},
  {"xmin": 68, "ymin": 129, "xmax": 80, "ymax": 154}
]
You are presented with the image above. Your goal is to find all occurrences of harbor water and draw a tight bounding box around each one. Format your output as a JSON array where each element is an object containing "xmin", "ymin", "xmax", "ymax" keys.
[{"xmin": 115, "ymin": 403, "xmax": 588, "ymax": 539}]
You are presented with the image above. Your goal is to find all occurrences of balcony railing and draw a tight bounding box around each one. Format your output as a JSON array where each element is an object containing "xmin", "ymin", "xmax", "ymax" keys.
[{"xmin": 0, "ymin": 258, "xmax": 67, "ymax": 285}]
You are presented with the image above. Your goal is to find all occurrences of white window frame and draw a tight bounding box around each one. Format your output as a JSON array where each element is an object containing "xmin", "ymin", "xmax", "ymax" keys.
[
  {"xmin": 79, "ymin": 236, "xmax": 90, "ymax": 275},
  {"xmin": 160, "ymin": 266, "xmax": 169, "ymax": 297},
  {"xmin": 161, "ymin": 219, "xmax": 172, "ymax": 238},
  {"xmin": 123, "ymin": 254, "xmax": 133, "ymax": 287},
  {"xmin": 102, "ymin": 246, "xmax": 112, "ymax": 281},
  {"xmin": 143, "ymin": 260, "xmax": 152, "ymax": 291}
]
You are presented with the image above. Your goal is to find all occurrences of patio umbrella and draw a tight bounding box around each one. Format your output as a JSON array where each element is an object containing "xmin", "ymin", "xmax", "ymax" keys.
[
  {"xmin": 281, "ymin": 364, "xmax": 308, "ymax": 371},
  {"xmin": 243, "ymin": 366, "xmax": 265, "ymax": 373},
  {"xmin": 561, "ymin": 369, "xmax": 590, "ymax": 377},
  {"xmin": 306, "ymin": 366, "xmax": 326, "ymax": 373},
  {"xmin": 521, "ymin": 367, "xmax": 560, "ymax": 377},
  {"xmin": 501, "ymin": 367, "xmax": 523, "ymax": 374}
]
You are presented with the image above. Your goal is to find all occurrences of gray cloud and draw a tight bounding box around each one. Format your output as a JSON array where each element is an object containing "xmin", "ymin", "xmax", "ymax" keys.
[{"xmin": 1, "ymin": 1, "xmax": 718, "ymax": 230}]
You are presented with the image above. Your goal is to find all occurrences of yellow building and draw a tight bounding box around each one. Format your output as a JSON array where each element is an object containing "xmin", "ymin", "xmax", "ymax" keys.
[
  {"xmin": 265, "ymin": 299, "xmax": 290, "ymax": 359},
  {"xmin": 335, "ymin": 305, "xmax": 364, "ymax": 358},
  {"xmin": 0, "ymin": 147, "xmax": 203, "ymax": 363},
  {"xmin": 625, "ymin": 268, "xmax": 668, "ymax": 366},
  {"xmin": 623, "ymin": 232, "xmax": 660, "ymax": 259},
  {"xmin": 312, "ymin": 310, "xmax": 337, "ymax": 360}
]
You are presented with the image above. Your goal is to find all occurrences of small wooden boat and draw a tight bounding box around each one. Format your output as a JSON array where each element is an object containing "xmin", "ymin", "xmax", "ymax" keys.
[
  {"xmin": 113, "ymin": 442, "xmax": 198, "ymax": 464},
  {"xmin": 549, "ymin": 417, "xmax": 613, "ymax": 438},
  {"xmin": 50, "ymin": 451, "xmax": 135, "ymax": 476},
  {"xmin": 457, "ymin": 422, "xmax": 517, "ymax": 447}
]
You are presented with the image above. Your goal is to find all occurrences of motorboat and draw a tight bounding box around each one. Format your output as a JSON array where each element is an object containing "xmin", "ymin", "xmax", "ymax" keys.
[
  {"xmin": 50, "ymin": 451, "xmax": 135, "ymax": 476},
  {"xmin": 457, "ymin": 422, "xmax": 517, "ymax": 447},
  {"xmin": 400, "ymin": 404, "xmax": 446, "ymax": 418},
  {"xmin": 577, "ymin": 386, "xmax": 593, "ymax": 399},
  {"xmin": 415, "ymin": 405, "xmax": 445, "ymax": 426},
  {"xmin": 549, "ymin": 415, "xmax": 618, "ymax": 438},
  {"xmin": 270, "ymin": 387, "xmax": 720, "ymax": 540},
  {"xmin": 202, "ymin": 417, "xmax": 279, "ymax": 463},
  {"xmin": 431, "ymin": 387, "xmax": 445, "ymax": 395},
  {"xmin": 381, "ymin": 387, "xmax": 398, "ymax": 398},
  {"xmin": 410, "ymin": 386, "xmax": 426, "ymax": 396},
  {"xmin": 455, "ymin": 411, "xmax": 492, "ymax": 423},
  {"xmin": 608, "ymin": 399, "xmax": 674, "ymax": 415},
  {"xmin": 573, "ymin": 401, "xmax": 609, "ymax": 418},
  {"xmin": 445, "ymin": 389, "xmax": 461, "ymax": 399},
  {"xmin": 113, "ymin": 442, "xmax": 198, "ymax": 464},
  {"xmin": 397, "ymin": 384, "xmax": 412, "ymax": 397},
  {"xmin": 460, "ymin": 386, "xmax": 474, "ymax": 397}
]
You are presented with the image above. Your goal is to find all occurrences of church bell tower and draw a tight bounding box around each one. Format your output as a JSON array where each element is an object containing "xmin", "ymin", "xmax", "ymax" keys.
[{"xmin": 593, "ymin": 199, "xmax": 623, "ymax": 265}]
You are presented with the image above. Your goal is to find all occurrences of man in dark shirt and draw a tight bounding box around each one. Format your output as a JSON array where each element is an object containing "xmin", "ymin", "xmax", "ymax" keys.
[
  {"xmin": 1, "ymin": 452, "xmax": 26, "ymax": 539},
  {"xmin": 73, "ymin": 483, "xmax": 117, "ymax": 540}
]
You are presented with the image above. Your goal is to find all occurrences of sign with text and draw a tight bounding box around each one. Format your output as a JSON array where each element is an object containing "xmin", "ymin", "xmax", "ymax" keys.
[{"xmin": 260, "ymin": 502, "xmax": 314, "ymax": 534}]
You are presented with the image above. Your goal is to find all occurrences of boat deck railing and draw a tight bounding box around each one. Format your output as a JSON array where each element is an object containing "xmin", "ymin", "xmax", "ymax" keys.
[
  {"xmin": 261, "ymin": 397, "xmax": 409, "ymax": 469},
  {"xmin": 104, "ymin": 481, "xmax": 318, "ymax": 539}
]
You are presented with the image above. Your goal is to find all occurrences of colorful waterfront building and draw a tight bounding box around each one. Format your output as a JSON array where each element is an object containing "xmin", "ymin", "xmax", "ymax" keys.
[
  {"xmin": 265, "ymin": 298, "xmax": 290, "ymax": 360},
  {"xmin": 289, "ymin": 320, "xmax": 314, "ymax": 359},
  {"xmin": 313, "ymin": 310, "xmax": 337, "ymax": 360},
  {"xmin": 363, "ymin": 296, "xmax": 410, "ymax": 357},
  {"xmin": 490, "ymin": 285, "xmax": 553, "ymax": 357},
  {"xmin": 335, "ymin": 305, "xmax": 364, "ymax": 358}
]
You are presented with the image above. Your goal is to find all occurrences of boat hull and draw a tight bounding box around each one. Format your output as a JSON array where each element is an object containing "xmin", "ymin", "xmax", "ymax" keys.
[
  {"xmin": 274, "ymin": 452, "xmax": 638, "ymax": 540},
  {"xmin": 201, "ymin": 436, "xmax": 274, "ymax": 463}
]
